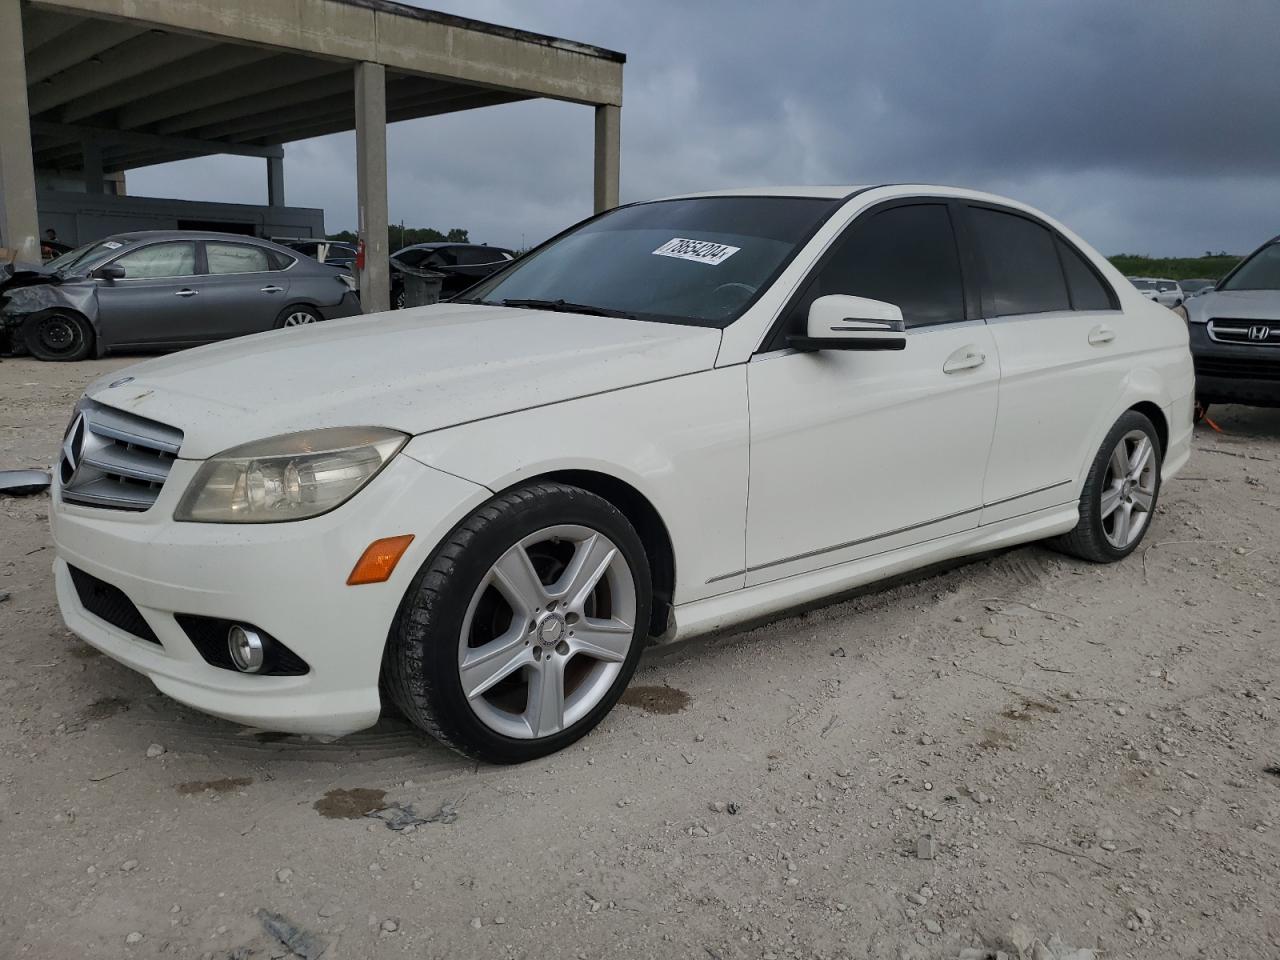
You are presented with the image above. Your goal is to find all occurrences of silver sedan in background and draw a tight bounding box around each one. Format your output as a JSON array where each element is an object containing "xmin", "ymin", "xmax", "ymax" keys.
[{"xmin": 0, "ymin": 231, "xmax": 361, "ymax": 361}]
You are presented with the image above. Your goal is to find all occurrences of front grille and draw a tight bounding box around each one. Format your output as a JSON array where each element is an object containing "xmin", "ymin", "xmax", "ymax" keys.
[
  {"xmin": 175, "ymin": 615, "xmax": 310, "ymax": 676},
  {"xmin": 1208, "ymin": 319, "xmax": 1280, "ymax": 346},
  {"xmin": 1195, "ymin": 355, "xmax": 1280, "ymax": 381},
  {"xmin": 59, "ymin": 399, "xmax": 183, "ymax": 511},
  {"xmin": 68, "ymin": 565, "xmax": 161, "ymax": 645}
]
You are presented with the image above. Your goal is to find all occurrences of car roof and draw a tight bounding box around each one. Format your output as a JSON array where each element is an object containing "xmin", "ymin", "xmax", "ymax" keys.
[{"xmin": 100, "ymin": 230, "xmax": 288, "ymax": 245}]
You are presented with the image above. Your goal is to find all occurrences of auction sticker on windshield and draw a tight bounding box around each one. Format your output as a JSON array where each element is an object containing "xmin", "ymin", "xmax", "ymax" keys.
[{"xmin": 652, "ymin": 237, "xmax": 741, "ymax": 266}]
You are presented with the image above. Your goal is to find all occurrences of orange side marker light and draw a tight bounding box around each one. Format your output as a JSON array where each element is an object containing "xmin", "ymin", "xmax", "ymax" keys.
[{"xmin": 347, "ymin": 534, "xmax": 415, "ymax": 585}]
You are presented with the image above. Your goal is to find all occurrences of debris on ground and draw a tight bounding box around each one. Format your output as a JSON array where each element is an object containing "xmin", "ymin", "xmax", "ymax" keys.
[
  {"xmin": 257, "ymin": 908, "xmax": 328, "ymax": 960},
  {"xmin": 0, "ymin": 469, "xmax": 50, "ymax": 496},
  {"xmin": 366, "ymin": 798, "xmax": 459, "ymax": 831}
]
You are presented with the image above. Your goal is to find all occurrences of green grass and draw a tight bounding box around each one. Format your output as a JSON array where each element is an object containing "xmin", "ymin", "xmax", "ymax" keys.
[{"xmin": 1107, "ymin": 253, "xmax": 1241, "ymax": 282}]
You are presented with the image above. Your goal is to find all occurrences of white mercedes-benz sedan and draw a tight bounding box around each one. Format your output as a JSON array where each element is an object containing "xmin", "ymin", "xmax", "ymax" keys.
[{"xmin": 50, "ymin": 185, "xmax": 1195, "ymax": 762}]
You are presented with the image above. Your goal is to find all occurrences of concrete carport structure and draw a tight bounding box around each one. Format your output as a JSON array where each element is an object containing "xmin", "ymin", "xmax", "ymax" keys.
[{"xmin": 0, "ymin": 0, "xmax": 624, "ymax": 311}]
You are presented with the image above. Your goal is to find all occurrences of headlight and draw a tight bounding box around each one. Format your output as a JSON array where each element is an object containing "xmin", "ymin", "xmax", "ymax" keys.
[{"xmin": 174, "ymin": 427, "xmax": 406, "ymax": 523}]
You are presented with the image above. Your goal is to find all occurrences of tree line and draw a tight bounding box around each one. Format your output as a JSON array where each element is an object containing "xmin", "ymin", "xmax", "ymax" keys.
[{"xmin": 329, "ymin": 226, "xmax": 470, "ymax": 251}]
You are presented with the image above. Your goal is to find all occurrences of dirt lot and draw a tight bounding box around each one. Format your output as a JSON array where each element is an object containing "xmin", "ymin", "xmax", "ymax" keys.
[{"xmin": 1, "ymin": 354, "xmax": 1277, "ymax": 960}]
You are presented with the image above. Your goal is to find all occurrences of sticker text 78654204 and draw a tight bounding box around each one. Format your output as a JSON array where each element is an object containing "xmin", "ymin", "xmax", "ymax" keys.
[{"xmin": 652, "ymin": 237, "xmax": 741, "ymax": 266}]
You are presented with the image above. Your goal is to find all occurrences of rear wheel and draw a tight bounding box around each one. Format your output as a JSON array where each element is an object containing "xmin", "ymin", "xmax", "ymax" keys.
[
  {"xmin": 1050, "ymin": 411, "xmax": 1162, "ymax": 562},
  {"xmin": 23, "ymin": 311, "xmax": 94, "ymax": 361},
  {"xmin": 384, "ymin": 482, "xmax": 651, "ymax": 763},
  {"xmin": 274, "ymin": 305, "xmax": 322, "ymax": 328}
]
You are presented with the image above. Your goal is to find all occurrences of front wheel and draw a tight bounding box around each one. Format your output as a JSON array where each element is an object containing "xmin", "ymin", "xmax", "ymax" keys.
[
  {"xmin": 1049, "ymin": 411, "xmax": 1162, "ymax": 563},
  {"xmin": 23, "ymin": 311, "xmax": 94, "ymax": 361},
  {"xmin": 383, "ymin": 482, "xmax": 652, "ymax": 763}
]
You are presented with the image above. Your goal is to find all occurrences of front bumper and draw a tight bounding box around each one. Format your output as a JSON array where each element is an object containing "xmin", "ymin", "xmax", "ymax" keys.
[
  {"xmin": 51, "ymin": 452, "xmax": 488, "ymax": 736},
  {"xmin": 1189, "ymin": 322, "xmax": 1280, "ymax": 407}
]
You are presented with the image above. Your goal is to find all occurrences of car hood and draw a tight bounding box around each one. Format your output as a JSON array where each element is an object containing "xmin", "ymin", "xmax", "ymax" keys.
[
  {"xmin": 85, "ymin": 303, "xmax": 722, "ymax": 459},
  {"xmin": 1186, "ymin": 288, "xmax": 1280, "ymax": 323}
]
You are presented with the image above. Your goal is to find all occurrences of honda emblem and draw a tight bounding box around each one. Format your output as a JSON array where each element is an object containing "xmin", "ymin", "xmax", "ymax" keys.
[{"xmin": 1248, "ymin": 325, "xmax": 1271, "ymax": 341}]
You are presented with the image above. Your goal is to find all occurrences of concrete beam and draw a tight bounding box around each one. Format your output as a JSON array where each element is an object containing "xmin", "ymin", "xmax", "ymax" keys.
[
  {"xmin": 30, "ymin": 0, "xmax": 624, "ymax": 106},
  {"xmin": 355, "ymin": 62, "xmax": 389, "ymax": 314},
  {"xmin": 178, "ymin": 72, "xmax": 368, "ymax": 139},
  {"xmin": 225, "ymin": 89, "xmax": 523, "ymax": 148},
  {"xmin": 200, "ymin": 78, "xmax": 460, "ymax": 142},
  {"xmin": 122, "ymin": 55, "xmax": 342, "ymax": 131},
  {"xmin": 266, "ymin": 155, "xmax": 285, "ymax": 207},
  {"xmin": 594, "ymin": 104, "xmax": 620, "ymax": 213},
  {"xmin": 24, "ymin": 18, "xmax": 140, "ymax": 84},
  {"xmin": 1, "ymin": 0, "xmax": 41, "ymax": 264},
  {"xmin": 28, "ymin": 32, "xmax": 215, "ymax": 116},
  {"xmin": 58, "ymin": 44, "xmax": 276, "ymax": 123},
  {"xmin": 21, "ymin": 8, "xmax": 80, "ymax": 51},
  {"xmin": 31, "ymin": 121, "xmax": 285, "ymax": 163}
]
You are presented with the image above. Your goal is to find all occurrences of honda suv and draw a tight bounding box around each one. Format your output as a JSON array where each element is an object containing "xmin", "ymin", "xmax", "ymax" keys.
[{"xmin": 1180, "ymin": 235, "xmax": 1280, "ymax": 417}]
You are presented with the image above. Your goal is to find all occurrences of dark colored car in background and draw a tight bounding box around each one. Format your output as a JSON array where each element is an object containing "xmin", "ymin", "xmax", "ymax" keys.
[
  {"xmin": 1181, "ymin": 234, "xmax": 1280, "ymax": 416},
  {"xmin": 273, "ymin": 237, "xmax": 359, "ymax": 270},
  {"xmin": 389, "ymin": 242, "xmax": 515, "ymax": 308},
  {"xmin": 1, "ymin": 231, "xmax": 360, "ymax": 361}
]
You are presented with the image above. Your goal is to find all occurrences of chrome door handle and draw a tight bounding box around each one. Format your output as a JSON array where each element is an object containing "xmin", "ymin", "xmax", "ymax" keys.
[
  {"xmin": 1088, "ymin": 324, "xmax": 1115, "ymax": 345},
  {"xmin": 943, "ymin": 346, "xmax": 986, "ymax": 374},
  {"xmin": 174, "ymin": 289, "xmax": 198, "ymax": 297},
  {"xmin": 260, "ymin": 285, "xmax": 284, "ymax": 293}
]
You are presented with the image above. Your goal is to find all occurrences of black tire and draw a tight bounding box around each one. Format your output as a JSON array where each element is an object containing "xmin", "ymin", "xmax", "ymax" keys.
[
  {"xmin": 1049, "ymin": 410, "xmax": 1162, "ymax": 563},
  {"xmin": 23, "ymin": 311, "xmax": 94, "ymax": 362},
  {"xmin": 383, "ymin": 482, "xmax": 652, "ymax": 763},
  {"xmin": 273, "ymin": 304, "xmax": 323, "ymax": 328},
  {"xmin": 393, "ymin": 287, "xmax": 406, "ymax": 310}
]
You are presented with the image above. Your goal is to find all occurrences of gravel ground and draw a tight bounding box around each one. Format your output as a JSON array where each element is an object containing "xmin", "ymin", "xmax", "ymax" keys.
[{"xmin": 1, "ymin": 355, "xmax": 1278, "ymax": 960}]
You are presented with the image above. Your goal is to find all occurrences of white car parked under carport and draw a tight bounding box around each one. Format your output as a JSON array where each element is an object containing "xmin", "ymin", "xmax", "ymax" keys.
[{"xmin": 50, "ymin": 184, "xmax": 1195, "ymax": 763}]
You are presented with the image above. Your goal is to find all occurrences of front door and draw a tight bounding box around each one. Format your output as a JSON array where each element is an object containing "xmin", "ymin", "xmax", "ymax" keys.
[
  {"xmin": 94, "ymin": 240, "xmax": 203, "ymax": 347},
  {"xmin": 745, "ymin": 201, "xmax": 999, "ymax": 586}
]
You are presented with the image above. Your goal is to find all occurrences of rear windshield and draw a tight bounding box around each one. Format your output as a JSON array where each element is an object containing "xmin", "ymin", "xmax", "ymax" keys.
[
  {"xmin": 1130, "ymin": 279, "xmax": 1156, "ymax": 290},
  {"xmin": 463, "ymin": 196, "xmax": 840, "ymax": 327},
  {"xmin": 1220, "ymin": 242, "xmax": 1280, "ymax": 291}
]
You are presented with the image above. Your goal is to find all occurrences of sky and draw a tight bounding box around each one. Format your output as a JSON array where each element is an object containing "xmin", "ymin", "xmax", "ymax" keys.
[{"xmin": 128, "ymin": 0, "xmax": 1280, "ymax": 258}]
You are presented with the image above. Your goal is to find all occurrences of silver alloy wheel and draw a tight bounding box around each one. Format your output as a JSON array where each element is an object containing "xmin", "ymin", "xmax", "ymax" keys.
[
  {"xmin": 283, "ymin": 310, "xmax": 317, "ymax": 326},
  {"xmin": 458, "ymin": 524, "xmax": 637, "ymax": 740},
  {"xmin": 1100, "ymin": 429, "xmax": 1157, "ymax": 549}
]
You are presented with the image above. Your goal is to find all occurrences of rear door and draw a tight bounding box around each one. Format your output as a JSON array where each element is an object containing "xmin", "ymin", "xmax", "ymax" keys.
[
  {"xmin": 744, "ymin": 200, "xmax": 1000, "ymax": 586},
  {"xmin": 93, "ymin": 240, "xmax": 202, "ymax": 347},
  {"xmin": 193, "ymin": 241, "xmax": 294, "ymax": 339},
  {"xmin": 964, "ymin": 203, "xmax": 1127, "ymax": 523}
]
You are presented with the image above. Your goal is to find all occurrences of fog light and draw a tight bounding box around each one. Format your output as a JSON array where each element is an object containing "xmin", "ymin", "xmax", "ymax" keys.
[{"xmin": 227, "ymin": 625, "xmax": 265, "ymax": 673}]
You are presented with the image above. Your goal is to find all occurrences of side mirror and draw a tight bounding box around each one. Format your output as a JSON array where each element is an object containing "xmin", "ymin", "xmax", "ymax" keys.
[
  {"xmin": 787, "ymin": 295, "xmax": 907, "ymax": 352},
  {"xmin": 92, "ymin": 264, "xmax": 126, "ymax": 282}
]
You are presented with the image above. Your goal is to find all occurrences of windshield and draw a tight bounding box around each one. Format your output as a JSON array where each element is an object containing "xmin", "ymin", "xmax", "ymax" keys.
[
  {"xmin": 463, "ymin": 196, "xmax": 840, "ymax": 326},
  {"xmin": 1130, "ymin": 279, "xmax": 1156, "ymax": 290},
  {"xmin": 1220, "ymin": 242, "xmax": 1280, "ymax": 291},
  {"xmin": 46, "ymin": 238, "xmax": 133, "ymax": 276},
  {"xmin": 1181, "ymin": 279, "xmax": 1212, "ymax": 292}
]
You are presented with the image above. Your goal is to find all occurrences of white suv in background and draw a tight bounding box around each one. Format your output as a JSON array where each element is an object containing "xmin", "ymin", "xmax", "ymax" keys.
[
  {"xmin": 50, "ymin": 185, "xmax": 1195, "ymax": 763},
  {"xmin": 1129, "ymin": 277, "xmax": 1184, "ymax": 307}
]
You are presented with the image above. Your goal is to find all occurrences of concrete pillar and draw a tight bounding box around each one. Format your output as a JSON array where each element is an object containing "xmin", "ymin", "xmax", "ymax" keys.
[
  {"xmin": 593, "ymin": 104, "xmax": 620, "ymax": 213},
  {"xmin": 82, "ymin": 140, "xmax": 104, "ymax": 195},
  {"xmin": 266, "ymin": 155, "xmax": 285, "ymax": 207},
  {"xmin": 354, "ymin": 61, "xmax": 389, "ymax": 313},
  {"xmin": 0, "ymin": 0, "xmax": 41, "ymax": 265}
]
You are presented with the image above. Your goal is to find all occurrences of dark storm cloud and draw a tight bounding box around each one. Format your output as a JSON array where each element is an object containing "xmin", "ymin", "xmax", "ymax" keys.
[{"xmin": 130, "ymin": 0, "xmax": 1280, "ymax": 256}]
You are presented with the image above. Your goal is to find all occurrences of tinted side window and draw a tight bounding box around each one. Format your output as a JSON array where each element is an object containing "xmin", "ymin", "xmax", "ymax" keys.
[
  {"xmin": 1057, "ymin": 239, "xmax": 1115, "ymax": 310},
  {"xmin": 453, "ymin": 247, "xmax": 497, "ymax": 265},
  {"xmin": 969, "ymin": 207, "xmax": 1069, "ymax": 316},
  {"xmin": 788, "ymin": 204, "xmax": 965, "ymax": 331},
  {"xmin": 111, "ymin": 242, "xmax": 197, "ymax": 279}
]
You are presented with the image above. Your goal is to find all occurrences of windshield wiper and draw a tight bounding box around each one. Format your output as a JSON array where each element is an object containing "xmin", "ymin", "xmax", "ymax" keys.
[{"xmin": 501, "ymin": 298, "xmax": 634, "ymax": 319}]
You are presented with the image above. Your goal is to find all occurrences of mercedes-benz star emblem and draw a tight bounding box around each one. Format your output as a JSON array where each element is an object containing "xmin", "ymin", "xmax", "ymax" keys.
[
  {"xmin": 108, "ymin": 376, "xmax": 135, "ymax": 388},
  {"xmin": 61, "ymin": 413, "xmax": 87, "ymax": 483}
]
